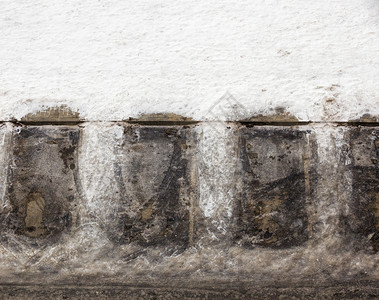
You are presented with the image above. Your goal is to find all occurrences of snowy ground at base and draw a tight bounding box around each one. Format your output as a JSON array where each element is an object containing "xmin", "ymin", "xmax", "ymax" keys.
[{"xmin": 0, "ymin": 0, "xmax": 378, "ymax": 121}]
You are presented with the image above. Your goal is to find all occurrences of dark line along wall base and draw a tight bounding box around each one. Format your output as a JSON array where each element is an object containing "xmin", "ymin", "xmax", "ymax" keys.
[
  {"xmin": 0, "ymin": 281, "xmax": 378, "ymax": 300},
  {"xmin": 0, "ymin": 120, "xmax": 377, "ymax": 296}
]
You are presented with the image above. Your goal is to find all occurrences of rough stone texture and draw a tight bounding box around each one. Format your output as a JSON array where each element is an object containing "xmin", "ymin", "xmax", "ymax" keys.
[
  {"xmin": 341, "ymin": 127, "xmax": 378, "ymax": 253},
  {"xmin": 109, "ymin": 124, "xmax": 196, "ymax": 250},
  {"xmin": 0, "ymin": 125, "xmax": 80, "ymax": 245},
  {"xmin": 0, "ymin": 121, "xmax": 377, "ymax": 298},
  {"xmin": 0, "ymin": 281, "xmax": 377, "ymax": 299},
  {"xmin": 235, "ymin": 126, "xmax": 317, "ymax": 248}
]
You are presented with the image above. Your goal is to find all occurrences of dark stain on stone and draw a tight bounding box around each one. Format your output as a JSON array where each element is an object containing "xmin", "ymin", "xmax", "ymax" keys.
[
  {"xmin": 24, "ymin": 192, "xmax": 46, "ymax": 238},
  {"xmin": 0, "ymin": 281, "xmax": 377, "ymax": 299},
  {"xmin": 110, "ymin": 125, "xmax": 192, "ymax": 251},
  {"xmin": 340, "ymin": 127, "xmax": 378, "ymax": 253},
  {"xmin": 128, "ymin": 113, "xmax": 198, "ymax": 125},
  {"xmin": 349, "ymin": 113, "xmax": 379, "ymax": 125},
  {"xmin": 2, "ymin": 125, "xmax": 80, "ymax": 241},
  {"xmin": 240, "ymin": 109, "xmax": 310, "ymax": 126},
  {"xmin": 59, "ymin": 145, "xmax": 76, "ymax": 170},
  {"xmin": 234, "ymin": 127, "xmax": 316, "ymax": 248},
  {"xmin": 20, "ymin": 105, "xmax": 81, "ymax": 125}
]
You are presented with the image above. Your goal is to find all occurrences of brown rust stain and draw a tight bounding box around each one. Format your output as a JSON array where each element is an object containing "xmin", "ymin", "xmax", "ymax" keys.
[
  {"xmin": 241, "ymin": 107, "xmax": 302, "ymax": 124},
  {"xmin": 250, "ymin": 195, "xmax": 282, "ymax": 245},
  {"xmin": 24, "ymin": 193, "xmax": 46, "ymax": 238},
  {"xmin": 129, "ymin": 113, "xmax": 197, "ymax": 125},
  {"xmin": 21, "ymin": 105, "xmax": 81, "ymax": 124},
  {"xmin": 141, "ymin": 201, "xmax": 154, "ymax": 222}
]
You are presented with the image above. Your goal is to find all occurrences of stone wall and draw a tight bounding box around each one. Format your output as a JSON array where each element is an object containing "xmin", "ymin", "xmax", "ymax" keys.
[
  {"xmin": 0, "ymin": 1, "xmax": 378, "ymax": 297},
  {"xmin": 0, "ymin": 110, "xmax": 377, "ymax": 298}
]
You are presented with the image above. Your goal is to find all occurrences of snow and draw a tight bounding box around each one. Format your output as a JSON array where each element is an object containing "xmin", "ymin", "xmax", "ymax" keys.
[{"xmin": 0, "ymin": 0, "xmax": 378, "ymax": 121}]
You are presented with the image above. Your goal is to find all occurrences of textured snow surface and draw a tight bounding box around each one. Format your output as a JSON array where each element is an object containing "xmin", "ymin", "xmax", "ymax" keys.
[{"xmin": 0, "ymin": 0, "xmax": 378, "ymax": 121}]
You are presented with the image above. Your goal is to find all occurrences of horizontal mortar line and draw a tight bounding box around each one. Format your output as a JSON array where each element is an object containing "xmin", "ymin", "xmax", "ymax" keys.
[
  {"xmin": 238, "ymin": 121, "xmax": 379, "ymax": 127},
  {"xmin": 126, "ymin": 120, "xmax": 200, "ymax": 126},
  {"xmin": 0, "ymin": 284, "xmax": 376, "ymax": 294},
  {"xmin": 0, "ymin": 284, "xmax": 221, "ymax": 293},
  {"xmin": 0, "ymin": 120, "xmax": 378, "ymax": 126},
  {"xmin": 0, "ymin": 279, "xmax": 377, "ymax": 289}
]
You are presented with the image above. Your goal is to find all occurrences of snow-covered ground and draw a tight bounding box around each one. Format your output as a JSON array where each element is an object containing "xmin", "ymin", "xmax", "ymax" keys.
[{"xmin": 0, "ymin": 0, "xmax": 378, "ymax": 121}]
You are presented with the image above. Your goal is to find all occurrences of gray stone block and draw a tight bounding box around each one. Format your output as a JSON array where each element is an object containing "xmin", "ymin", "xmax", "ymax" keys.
[
  {"xmin": 1, "ymin": 125, "xmax": 80, "ymax": 244},
  {"xmin": 341, "ymin": 127, "xmax": 378, "ymax": 252},
  {"xmin": 108, "ymin": 125, "xmax": 196, "ymax": 250},
  {"xmin": 234, "ymin": 126, "xmax": 317, "ymax": 248}
]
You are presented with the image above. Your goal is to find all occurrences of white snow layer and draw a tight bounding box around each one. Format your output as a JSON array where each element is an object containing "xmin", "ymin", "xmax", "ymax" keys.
[{"xmin": 0, "ymin": 0, "xmax": 378, "ymax": 121}]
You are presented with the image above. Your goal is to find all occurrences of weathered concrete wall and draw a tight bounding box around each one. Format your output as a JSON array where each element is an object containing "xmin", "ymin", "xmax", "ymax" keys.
[
  {"xmin": 0, "ymin": 113, "xmax": 377, "ymax": 298},
  {"xmin": 0, "ymin": 0, "xmax": 378, "ymax": 298}
]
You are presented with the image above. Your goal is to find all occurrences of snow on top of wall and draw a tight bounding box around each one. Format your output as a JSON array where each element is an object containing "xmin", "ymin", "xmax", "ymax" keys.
[{"xmin": 0, "ymin": 0, "xmax": 378, "ymax": 121}]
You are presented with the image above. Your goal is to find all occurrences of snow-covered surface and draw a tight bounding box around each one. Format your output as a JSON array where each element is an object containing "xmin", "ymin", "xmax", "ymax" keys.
[{"xmin": 0, "ymin": 0, "xmax": 378, "ymax": 121}]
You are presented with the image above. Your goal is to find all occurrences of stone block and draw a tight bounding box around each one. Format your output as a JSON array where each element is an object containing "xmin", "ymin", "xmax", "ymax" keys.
[
  {"xmin": 235, "ymin": 126, "xmax": 317, "ymax": 248},
  {"xmin": 109, "ymin": 125, "xmax": 195, "ymax": 250},
  {"xmin": 1, "ymin": 125, "xmax": 80, "ymax": 242},
  {"xmin": 341, "ymin": 127, "xmax": 378, "ymax": 252}
]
